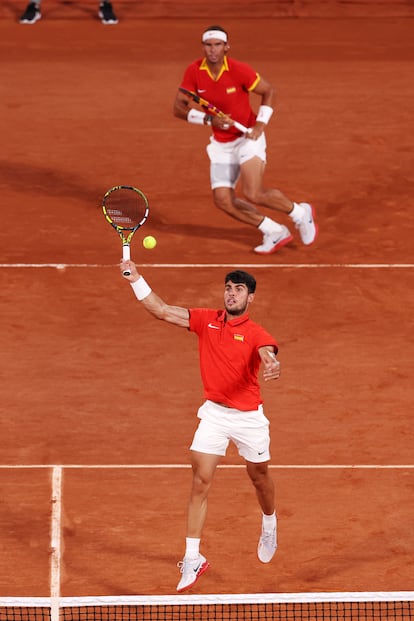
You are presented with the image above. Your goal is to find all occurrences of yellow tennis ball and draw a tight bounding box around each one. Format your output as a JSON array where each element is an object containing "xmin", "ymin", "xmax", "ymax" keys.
[{"xmin": 143, "ymin": 235, "xmax": 157, "ymax": 250}]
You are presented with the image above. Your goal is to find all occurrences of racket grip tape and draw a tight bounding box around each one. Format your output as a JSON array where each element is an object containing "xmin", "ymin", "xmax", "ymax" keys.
[
  {"xmin": 122, "ymin": 244, "xmax": 131, "ymax": 276},
  {"xmin": 234, "ymin": 120, "xmax": 252, "ymax": 134}
]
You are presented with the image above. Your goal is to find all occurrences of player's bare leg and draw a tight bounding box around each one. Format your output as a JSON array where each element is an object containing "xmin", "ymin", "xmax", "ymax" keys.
[
  {"xmin": 212, "ymin": 187, "xmax": 293, "ymax": 254},
  {"xmin": 176, "ymin": 451, "xmax": 219, "ymax": 592},
  {"xmin": 186, "ymin": 451, "xmax": 221, "ymax": 537},
  {"xmin": 246, "ymin": 460, "xmax": 275, "ymax": 515},
  {"xmin": 240, "ymin": 156, "xmax": 318, "ymax": 245},
  {"xmin": 246, "ymin": 460, "xmax": 278, "ymax": 563},
  {"xmin": 240, "ymin": 156, "xmax": 293, "ymax": 213},
  {"xmin": 212, "ymin": 187, "xmax": 262, "ymax": 225}
]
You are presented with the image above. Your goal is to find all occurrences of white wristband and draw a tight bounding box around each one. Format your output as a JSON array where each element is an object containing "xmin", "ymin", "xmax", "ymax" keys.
[
  {"xmin": 256, "ymin": 105, "xmax": 273, "ymax": 124},
  {"xmin": 187, "ymin": 109, "xmax": 206, "ymax": 125},
  {"xmin": 130, "ymin": 277, "xmax": 152, "ymax": 301}
]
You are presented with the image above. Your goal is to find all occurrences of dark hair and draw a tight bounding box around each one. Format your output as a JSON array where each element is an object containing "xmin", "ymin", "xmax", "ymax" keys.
[
  {"xmin": 225, "ymin": 270, "xmax": 256, "ymax": 294},
  {"xmin": 204, "ymin": 25, "xmax": 228, "ymax": 37}
]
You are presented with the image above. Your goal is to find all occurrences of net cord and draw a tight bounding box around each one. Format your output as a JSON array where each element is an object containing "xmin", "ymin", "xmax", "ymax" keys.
[
  {"xmin": 1, "ymin": 592, "xmax": 414, "ymax": 608},
  {"xmin": 50, "ymin": 466, "xmax": 62, "ymax": 621}
]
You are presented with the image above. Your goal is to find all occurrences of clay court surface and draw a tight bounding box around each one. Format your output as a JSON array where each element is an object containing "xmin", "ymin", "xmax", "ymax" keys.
[{"xmin": 0, "ymin": 0, "xmax": 413, "ymax": 600}]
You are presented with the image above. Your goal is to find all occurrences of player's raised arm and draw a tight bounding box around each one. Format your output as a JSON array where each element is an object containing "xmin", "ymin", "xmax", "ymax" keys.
[{"xmin": 120, "ymin": 259, "xmax": 190, "ymax": 328}]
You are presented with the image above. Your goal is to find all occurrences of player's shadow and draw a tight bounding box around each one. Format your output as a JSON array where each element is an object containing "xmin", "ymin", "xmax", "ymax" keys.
[
  {"xmin": 0, "ymin": 160, "xmax": 103, "ymax": 202},
  {"xmin": 0, "ymin": 159, "xmax": 299, "ymax": 246},
  {"xmin": 153, "ymin": 221, "xmax": 267, "ymax": 245}
]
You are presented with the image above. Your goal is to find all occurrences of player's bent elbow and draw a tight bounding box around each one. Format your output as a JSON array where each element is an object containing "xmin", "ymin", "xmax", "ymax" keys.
[{"xmin": 173, "ymin": 103, "xmax": 185, "ymax": 120}]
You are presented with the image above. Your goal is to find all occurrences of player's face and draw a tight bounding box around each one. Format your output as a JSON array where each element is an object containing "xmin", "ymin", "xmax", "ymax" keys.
[
  {"xmin": 203, "ymin": 39, "xmax": 227, "ymax": 65},
  {"xmin": 224, "ymin": 281, "xmax": 254, "ymax": 316}
]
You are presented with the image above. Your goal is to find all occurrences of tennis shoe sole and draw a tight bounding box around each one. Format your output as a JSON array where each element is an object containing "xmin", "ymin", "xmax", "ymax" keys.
[{"xmin": 177, "ymin": 556, "xmax": 210, "ymax": 592}]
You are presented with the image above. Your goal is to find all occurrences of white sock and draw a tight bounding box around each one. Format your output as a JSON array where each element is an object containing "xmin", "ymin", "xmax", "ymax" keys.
[
  {"xmin": 258, "ymin": 216, "xmax": 283, "ymax": 234},
  {"xmin": 262, "ymin": 511, "xmax": 277, "ymax": 532},
  {"xmin": 289, "ymin": 202, "xmax": 305, "ymax": 225},
  {"xmin": 184, "ymin": 537, "xmax": 200, "ymax": 559}
]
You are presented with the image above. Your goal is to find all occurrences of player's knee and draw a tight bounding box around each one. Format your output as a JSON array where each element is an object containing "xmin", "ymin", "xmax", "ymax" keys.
[
  {"xmin": 213, "ymin": 195, "xmax": 233, "ymax": 214},
  {"xmin": 192, "ymin": 471, "xmax": 213, "ymax": 495},
  {"xmin": 243, "ymin": 188, "xmax": 261, "ymax": 204},
  {"xmin": 252, "ymin": 474, "xmax": 273, "ymax": 499},
  {"xmin": 247, "ymin": 462, "xmax": 269, "ymax": 484}
]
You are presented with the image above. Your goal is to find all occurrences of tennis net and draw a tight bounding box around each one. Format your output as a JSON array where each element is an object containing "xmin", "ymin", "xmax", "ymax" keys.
[{"xmin": 1, "ymin": 593, "xmax": 414, "ymax": 621}]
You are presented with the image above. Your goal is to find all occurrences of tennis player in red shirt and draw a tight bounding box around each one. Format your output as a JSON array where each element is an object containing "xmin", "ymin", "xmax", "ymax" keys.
[
  {"xmin": 173, "ymin": 25, "xmax": 318, "ymax": 255},
  {"xmin": 121, "ymin": 260, "xmax": 281, "ymax": 592}
]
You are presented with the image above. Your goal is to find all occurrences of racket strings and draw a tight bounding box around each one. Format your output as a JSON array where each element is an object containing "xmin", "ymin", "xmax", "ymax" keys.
[{"xmin": 105, "ymin": 188, "xmax": 148, "ymax": 230}]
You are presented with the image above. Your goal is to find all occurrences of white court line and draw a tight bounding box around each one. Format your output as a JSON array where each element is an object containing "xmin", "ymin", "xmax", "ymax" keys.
[
  {"xmin": 0, "ymin": 464, "xmax": 413, "ymax": 469},
  {"xmin": 0, "ymin": 263, "xmax": 413, "ymax": 269}
]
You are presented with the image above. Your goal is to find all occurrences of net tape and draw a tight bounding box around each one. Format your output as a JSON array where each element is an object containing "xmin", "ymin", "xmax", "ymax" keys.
[{"xmin": 1, "ymin": 593, "xmax": 414, "ymax": 621}]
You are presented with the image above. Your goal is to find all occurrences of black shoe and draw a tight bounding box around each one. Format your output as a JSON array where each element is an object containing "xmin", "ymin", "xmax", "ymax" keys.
[
  {"xmin": 20, "ymin": 2, "xmax": 41, "ymax": 23},
  {"xmin": 98, "ymin": 2, "xmax": 118, "ymax": 24}
]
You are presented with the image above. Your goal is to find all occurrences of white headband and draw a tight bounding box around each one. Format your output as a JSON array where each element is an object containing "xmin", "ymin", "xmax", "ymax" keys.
[{"xmin": 202, "ymin": 30, "xmax": 227, "ymax": 43}]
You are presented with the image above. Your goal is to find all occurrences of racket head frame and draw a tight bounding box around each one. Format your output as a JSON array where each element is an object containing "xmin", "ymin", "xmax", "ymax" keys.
[{"xmin": 102, "ymin": 184, "xmax": 150, "ymax": 275}]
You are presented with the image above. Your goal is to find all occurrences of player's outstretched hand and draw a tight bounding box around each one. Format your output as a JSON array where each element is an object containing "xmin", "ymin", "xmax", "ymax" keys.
[
  {"xmin": 262, "ymin": 350, "xmax": 281, "ymax": 382},
  {"xmin": 120, "ymin": 259, "xmax": 140, "ymax": 282}
]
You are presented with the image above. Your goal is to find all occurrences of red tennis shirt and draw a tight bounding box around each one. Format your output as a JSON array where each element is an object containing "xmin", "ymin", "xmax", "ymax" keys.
[
  {"xmin": 180, "ymin": 56, "xmax": 260, "ymax": 143},
  {"xmin": 189, "ymin": 308, "xmax": 278, "ymax": 411}
]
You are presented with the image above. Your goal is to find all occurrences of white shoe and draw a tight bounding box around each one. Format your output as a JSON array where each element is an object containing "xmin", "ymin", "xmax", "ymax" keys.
[
  {"xmin": 254, "ymin": 225, "xmax": 293, "ymax": 255},
  {"xmin": 257, "ymin": 526, "xmax": 277, "ymax": 563},
  {"xmin": 176, "ymin": 554, "xmax": 210, "ymax": 592},
  {"xmin": 295, "ymin": 203, "xmax": 318, "ymax": 245}
]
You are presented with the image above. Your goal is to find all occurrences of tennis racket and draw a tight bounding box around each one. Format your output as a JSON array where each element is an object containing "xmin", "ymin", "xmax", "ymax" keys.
[
  {"xmin": 179, "ymin": 87, "xmax": 251, "ymax": 134},
  {"xmin": 102, "ymin": 185, "xmax": 149, "ymax": 276}
]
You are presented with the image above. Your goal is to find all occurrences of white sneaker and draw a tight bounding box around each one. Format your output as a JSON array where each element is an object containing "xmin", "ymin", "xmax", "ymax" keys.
[
  {"xmin": 254, "ymin": 225, "xmax": 293, "ymax": 255},
  {"xmin": 295, "ymin": 203, "xmax": 318, "ymax": 245},
  {"xmin": 176, "ymin": 554, "xmax": 210, "ymax": 592},
  {"xmin": 257, "ymin": 526, "xmax": 277, "ymax": 563}
]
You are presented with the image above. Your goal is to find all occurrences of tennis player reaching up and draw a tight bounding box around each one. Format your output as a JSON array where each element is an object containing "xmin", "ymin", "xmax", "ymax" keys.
[
  {"xmin": 173, "ymin": 25, "xmax": 318, "ymax": 254},
  {"xmin": 120, "ymin": 260, "xmax": 281, "ymax": 592}
]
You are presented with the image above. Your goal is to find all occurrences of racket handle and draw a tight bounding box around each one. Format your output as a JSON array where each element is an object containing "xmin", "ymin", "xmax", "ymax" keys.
[
  {"xmin": 122, "ymin": 245, "xmax": 131, "ymax": 276},
  {"xmin": 234, "ymin": 120, "xmax": 252, "ymax": 134}
]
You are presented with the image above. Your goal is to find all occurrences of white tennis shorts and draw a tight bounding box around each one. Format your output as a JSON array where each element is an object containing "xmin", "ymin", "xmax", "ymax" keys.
[
  {"xmin": 190, "ymin": 400, "xmax": 271, "ymax": 463},
  {"xmin": 206, "ymin": 133, "xmax": 267, "ymax": 190}
]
